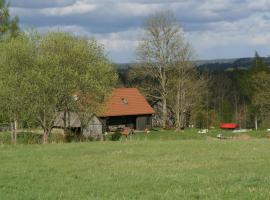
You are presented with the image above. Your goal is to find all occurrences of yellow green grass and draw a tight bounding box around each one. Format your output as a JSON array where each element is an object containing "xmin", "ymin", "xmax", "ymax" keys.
[{"xmin": 1, "ymin": 139, "xmax": 270, "ymax": 199}]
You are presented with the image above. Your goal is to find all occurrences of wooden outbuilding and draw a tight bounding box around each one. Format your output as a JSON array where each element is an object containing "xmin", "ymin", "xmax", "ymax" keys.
[
  {"xmin": 54, "ymin": 88, "xmax": 154, "ymax": 139},
  {"xmin": 100, "ymin": 88, "xmax": 154, "ymax": 131},
  {"xmin": 54, "ymin": 112, "xmax": 103, "ymax": 139}
]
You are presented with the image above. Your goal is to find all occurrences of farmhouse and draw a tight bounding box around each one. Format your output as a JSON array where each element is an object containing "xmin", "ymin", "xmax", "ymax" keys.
[
  {"xmin": 54, "ymin": 88, "xmax": 154, "ymax": 138},
  {"xmin": 101, "ymin": 88, "xmax": 154, "ymax": 130}
]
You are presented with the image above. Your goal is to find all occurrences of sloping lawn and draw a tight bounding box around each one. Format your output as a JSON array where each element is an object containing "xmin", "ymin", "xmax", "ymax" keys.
[{"xmin": 1, "ymin": 140, "xmax": 270, "ymax": 199}]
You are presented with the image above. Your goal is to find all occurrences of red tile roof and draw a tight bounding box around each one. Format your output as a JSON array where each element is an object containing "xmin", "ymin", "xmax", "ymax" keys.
[{"xmin": 101, "ymin": 88, "xmax": 154, "ymax": 117}]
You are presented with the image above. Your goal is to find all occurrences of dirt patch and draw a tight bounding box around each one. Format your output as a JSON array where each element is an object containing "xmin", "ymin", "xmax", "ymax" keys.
[{"xmin": 233, "ymin": 134, "xmax": 252, "ymax": 140}]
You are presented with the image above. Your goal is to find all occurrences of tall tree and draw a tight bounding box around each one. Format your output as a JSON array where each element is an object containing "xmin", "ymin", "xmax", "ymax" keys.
[
  {"xmin": 0, "ymin": 0, "xmax": 19, "ymax": 38},
  {"xmin": 250, "ymin": 71, "xmax": 270, "ymax": 130},
  {"xmin": 28, "ymin": 32, "xmax": 117, "ymax": 143},
  {"xmin": 172, "ymin": 68, "xmax": 206, "ymax": 130},
  {"xmin": 0, "ymin": 34, "xmax": 34, "ymax": 143},
  {"xmin": 240, "ymin": 52, "xmax": 270, "ymax": 130},
  {"xmin": 136, "ymin": 11, "xmax": 185, "ymax": 129}
]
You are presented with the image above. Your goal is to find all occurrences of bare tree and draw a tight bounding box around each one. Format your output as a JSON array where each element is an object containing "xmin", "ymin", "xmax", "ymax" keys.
[
  {"xmin": 168, "ymin": 57, "xmax": 207, "ymax": 130},
  {"xmin": 136, "ymin": 11, "xmax": 186, "ymax": 129}
]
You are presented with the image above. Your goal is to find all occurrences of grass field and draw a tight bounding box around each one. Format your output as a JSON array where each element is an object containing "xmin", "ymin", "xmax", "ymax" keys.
[
  {"xmin": 1, "ymin": 137, "xmax": 270, "ymax": 199},
  {"xmin": 129, "ymin": 128, "xmax": 270, "ymax": 141}
]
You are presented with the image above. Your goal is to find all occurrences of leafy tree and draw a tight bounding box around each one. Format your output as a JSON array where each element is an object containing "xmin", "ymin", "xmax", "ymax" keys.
[
  {"xmin": 240, "ymin": 52, "xmax": 270, "ymax": 130},
  {"xmin": 0, "ymin": 0, "xmax": 19, "ymax": 38},
  {"xmin": 0, "ymin": 32, "xmax": 117, "ymax": 143},
  {"xmin": 250, "ymin": 52, "xmax": 269, "ymax": 129},
  {"xmin": 250, "ymin": 71, "xmax": 270, "ymax": 129},
  {"xmin": 0, "ymin": 34, "xmax": 34, "ymax": 143},
  {"xmin": 28, "ymin": 32, "xmax": 117, "ymax": 143}
]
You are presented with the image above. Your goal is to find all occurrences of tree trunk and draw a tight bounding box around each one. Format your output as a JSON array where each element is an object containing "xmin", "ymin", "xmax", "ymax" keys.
[
  {"xmin": 234, "ymin": 94, "xmax": 238, "ymax": 126},
  {"xmin": 43, "ymin": 130, "xmax": 49, "ymax": 144},
  {"xmin": 221, "ymin": 95, "xmax": 224, "ymax": 122},
  {"xmin": 63, "ymin": 110, "xmax": 67, "ymax": 134},
  {"xmin": 179, "ymin": 90, "xmax": 185, "ymax": 130},
  {"xmin": 67, "ymin": 111, "xmax": 71, "ymax": 129},
  {"xmin": 243, "ymin": 101, "xmax": 247, "ymax": 129},
  {"xmin": 10, "ymin": 121, "xmax": 14, "ymax": 143},
  {"xmin": 176, "ymin": 63, "xmax": 182, "ymax": 131},
  {"xmin": 161, "ymin": 67, "xmax": 167, "ymax": 129},
  {"xmin": 255, "ymin": 115, "xmax": 258, "ymax": 131},
  {"xmin": 175, "ymin": 89, "xmax": 180, "ymax": 131},
  {"xmin": 162, "ymin": 97, "xmax": 167, "ymax": 129},
  {"xmin": 14, "ymin": 119, "xmax": 17, "ymax": 145}
]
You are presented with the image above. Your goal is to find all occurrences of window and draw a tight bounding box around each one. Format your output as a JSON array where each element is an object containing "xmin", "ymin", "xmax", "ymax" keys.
[{"xmin": 121, "ymin": 98, "xmax": 128, "ymax": 105}]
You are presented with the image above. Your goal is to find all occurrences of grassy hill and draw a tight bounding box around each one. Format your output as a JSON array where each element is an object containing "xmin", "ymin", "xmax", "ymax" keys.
[{"xmin": 1, "ymin": 132, "xmax": 270, "ymax": 199}]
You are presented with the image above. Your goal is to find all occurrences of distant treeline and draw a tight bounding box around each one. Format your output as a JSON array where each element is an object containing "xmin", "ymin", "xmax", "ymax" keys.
[{"xmin": 116, "ymin": 57, "xmax": 270, "ymax": 71}]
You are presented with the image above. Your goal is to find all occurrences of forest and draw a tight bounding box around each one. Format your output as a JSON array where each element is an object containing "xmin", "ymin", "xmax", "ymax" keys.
[{"xmin": 118, "ymin": 53, "xmax": 270, "ymax": 130}]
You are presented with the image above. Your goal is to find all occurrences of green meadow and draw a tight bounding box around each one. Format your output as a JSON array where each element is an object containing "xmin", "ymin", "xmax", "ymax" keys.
[{"xmin": 1, "ymin": 130, "xmax": 270, "ymax": 199}]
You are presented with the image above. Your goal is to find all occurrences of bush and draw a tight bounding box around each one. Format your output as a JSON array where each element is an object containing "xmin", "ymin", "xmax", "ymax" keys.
[
  {"xmin": 0, "ymin": 132, "xmax": 12, "ymax": 144},
  {"xmin": 49, "ymin": 132, "xmax": 66, "ymax": 143},
  {"xmin": 0, "ymin": 132, "xmax": 43, "ymax": 144},
  {"xmin": 111, "ymin": 130, "xmax": 122, "ymax": 141},
  {"xmin": 17, "ymin": 132, "xmax": 43, "ymax": 144},
  {"xmin": 0, "ymin": 129, "xmax": 103, "ymax": 144}
]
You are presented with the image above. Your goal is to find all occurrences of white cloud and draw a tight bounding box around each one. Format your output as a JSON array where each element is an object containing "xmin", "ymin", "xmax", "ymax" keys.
[
  {"xmin": 113, "ymin": 3, "xmax": 162, "ymax": 17},
  {"xmin": 10, "ymin": 0, "xmax": 270, "ymax": 62},
  {"xmin": 246, "ymin": 0, "xmax": 270, "ymax": 11},
  {"xmin": 186, "ymin": 13, "xmax": 270, "ymax": 59},
  {"xmin": 93, "ymin": 29, "xmax": 140, "ymax": 55},
  {"xmin": 41, "ymin": 1, "xmax": 97, "ymax": 16}
]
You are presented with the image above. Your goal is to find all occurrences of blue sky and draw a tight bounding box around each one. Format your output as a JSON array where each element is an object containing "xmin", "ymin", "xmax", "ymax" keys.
[{"xmin": 10, "ymin": 0, "xmax": 270, "ymax": 63}]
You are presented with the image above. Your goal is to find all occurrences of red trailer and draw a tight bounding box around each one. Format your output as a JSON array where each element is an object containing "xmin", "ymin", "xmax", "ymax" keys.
[{"xmin": 220, "ymin": 123, "xmax": 238, "ymax": 130}]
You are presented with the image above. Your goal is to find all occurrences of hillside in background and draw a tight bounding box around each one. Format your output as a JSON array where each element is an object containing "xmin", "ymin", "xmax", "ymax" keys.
[{"xmin": 116, "ymin": 57, "xmax": 270, "ymax": 71}]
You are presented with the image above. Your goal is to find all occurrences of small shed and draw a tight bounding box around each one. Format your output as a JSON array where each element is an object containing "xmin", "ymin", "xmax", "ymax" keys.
[
  {"xmin": 54, "ymin": 112, "xmax": 103, "ymax": 140},
  {"xmin": 82, "ymin": 115, "xmax": 103, "ymax": 139}
]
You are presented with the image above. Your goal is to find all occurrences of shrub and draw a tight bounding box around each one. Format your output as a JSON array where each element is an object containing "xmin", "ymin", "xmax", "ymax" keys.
[
  {"xmin": 0, "ymin": 132, "xmax": 12, "ymax": 144},
  {"xmin": 111, "ymin": 130, "xmax": 122, "ymax": 141},
  {"xmin": 17, "ymin": 132, "xmax": 43, "ymax": 144},
  {"xmin": 49, "ymin": 132, "xmax": 66, "ymax": 143},
  {"xmin": 0, "ymin": 132, "xmax": 43, "ymax": 144}
]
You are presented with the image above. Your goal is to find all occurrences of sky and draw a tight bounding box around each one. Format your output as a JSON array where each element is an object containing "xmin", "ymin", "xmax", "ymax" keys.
[{"xmin": 9, "ymin": 0, "xmax": 270, "ymax": 63}]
